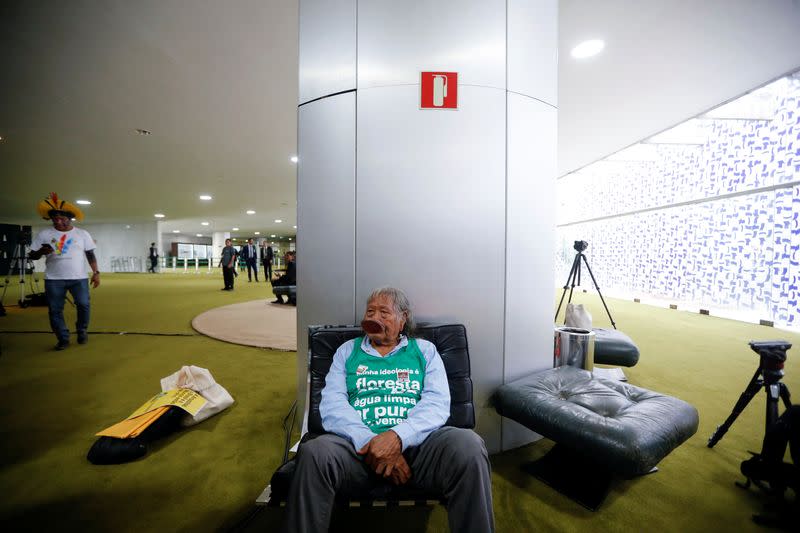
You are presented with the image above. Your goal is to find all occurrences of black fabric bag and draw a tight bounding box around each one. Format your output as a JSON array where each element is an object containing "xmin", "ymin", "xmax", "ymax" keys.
[{"xmin": 87, "ymin": 406, "xmax": 184, "ymax": 465}]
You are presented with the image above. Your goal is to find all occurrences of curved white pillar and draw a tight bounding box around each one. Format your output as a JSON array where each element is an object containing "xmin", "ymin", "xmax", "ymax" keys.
[{"xmin": 297, "ymin": 0, "xmax": 556, "ymax": 452}]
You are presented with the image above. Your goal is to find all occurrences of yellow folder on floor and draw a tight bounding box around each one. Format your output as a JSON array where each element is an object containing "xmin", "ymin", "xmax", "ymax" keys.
[
  {"xmin": 95, "ymin": 388, "xmax": 207, "ymax": 438},
  {"xmin": 96, "ymin": 406, "xmax": 170, "ymax": 438}
]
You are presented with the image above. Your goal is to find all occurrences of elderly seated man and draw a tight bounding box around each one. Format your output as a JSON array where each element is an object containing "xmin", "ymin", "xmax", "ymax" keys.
[{"xmin": 283, "ymin": 287, "xmax": 494, "ymax": 533}]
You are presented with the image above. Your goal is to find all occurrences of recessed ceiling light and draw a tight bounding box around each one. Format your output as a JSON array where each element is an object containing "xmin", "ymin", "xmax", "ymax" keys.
[
  {"xmin": 125, "ymin": 225, "xmax": 131, "ymax": 229},
  {"xmin": 275, "ymin": 219, "xmax": 282, "ymax": 223},
  {"xmin": 290, "ymin": 155, "xmax": 298, "ymax": 163},
  {"xmin": 254, "ymin": 231, "xmax": 260, "ymax": 235},
  {"xmin": 293, "ymin": 225, "xmax": 297, "ymax": 229},
  {"xmin": 173, "ymin": 230, "xmax": 180, "ymax": 233},
  {"xmin": 0, "ymin": 136, "xmax": 4, "ymax": 141},
  {"xmin": 71, "ymin": 218, "xmax": 76, "ymax": 221},
  {"xmin": 246, "ymin": 210, "xmax": 256, "ymax": 215},
  {"xmin": 134, "ymin": 128, "xmax": 152, "ymax": 135},
  {"xmin": 199, "ymin": 195, "xmax": 213, "ymax": 201},
  {"xmin": 154, "ymin": 213, "xmax": 165, "ymax": 218},
  {"xmin": 196, "ymin": 234, "xmax": 203, "ymax": 237},
  {"xmin": 270, "ymin": 234, "xmax": 276, "ymax": 237},
  {"xmin": 571, "ymin": 39, "xmax": 605, "ymax": 59},
  {"xmin": 232, "ymin": 227, "xmax": 239, "ymax": 231},
  {"xmin": 201, "ymin": 221, "xmax": 209, "ymax": 226},
  {"xmin": 76, "ymin": 199, "xmax": 91, "ymax": 205},
  {"xmin": 289, "ymin": 238, "xmax": 292, "ymax": 241}
]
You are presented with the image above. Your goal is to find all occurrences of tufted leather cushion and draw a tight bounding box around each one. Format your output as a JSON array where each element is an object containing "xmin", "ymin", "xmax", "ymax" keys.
[
  {"xmin": 593, "ymin": 328, "xmax": 640, "ymax": 367},
  {"xmin": 272, "ymin": 285, "xmax": 296, "ymax": 297},
  {"xmin": 308, "ymin": 323, "xmax": 474, "ymax": 435},
  {"xmin": 494, "ymin": 366, "xmax": 698, "ymax": 477}
]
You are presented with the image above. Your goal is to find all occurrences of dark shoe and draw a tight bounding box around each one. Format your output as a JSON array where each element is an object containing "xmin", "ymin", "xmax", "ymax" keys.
[
  {"xmin": 55, "ymin": 339, "xmax": 70, "ymax": 351},
  {"xmin": 288, "ymin": 298, "xmax": 296, "ymax": 306},
  {"xmin": 78, "ymin": 331, "xmax": 89, "ymax": 344}
]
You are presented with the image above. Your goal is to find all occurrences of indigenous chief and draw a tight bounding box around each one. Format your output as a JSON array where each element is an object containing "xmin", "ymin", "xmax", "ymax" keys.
[
  {"xmin": 28, "ymin": 193, "xmax": 100, "ymax": 350},
  {"xmin": 283, "ymin": 287, "xmax": 494, "ymax": 532}
]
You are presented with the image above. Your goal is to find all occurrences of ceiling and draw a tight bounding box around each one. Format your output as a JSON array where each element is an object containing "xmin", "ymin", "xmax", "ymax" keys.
[{"xmin": 2, "ymin": 0, "xmax": 799, "ymax": 238}]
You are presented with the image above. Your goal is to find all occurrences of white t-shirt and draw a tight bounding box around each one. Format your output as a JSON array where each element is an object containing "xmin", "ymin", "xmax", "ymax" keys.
[{"xmin": 32, "ymin": 227, "xmax": 96, "ymax": 280}]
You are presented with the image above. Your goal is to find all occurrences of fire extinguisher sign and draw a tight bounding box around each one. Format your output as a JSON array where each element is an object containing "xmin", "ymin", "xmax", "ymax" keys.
[{"xmin": 420, "ymin": 72, "xmax": 458, "ymax": 109}]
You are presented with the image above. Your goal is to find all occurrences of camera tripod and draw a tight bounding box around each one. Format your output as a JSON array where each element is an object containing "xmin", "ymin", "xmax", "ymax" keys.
[
  {"xmin": 1, "ymin": 242, "xmax": 41, "ymax": 312},
  {"xmin": 707, "ymin": 341, "xmax": 792, "ymax": 449},
  {"xmin": 555, "ymin": 241, "xmax": 616, "ymax": 329}
]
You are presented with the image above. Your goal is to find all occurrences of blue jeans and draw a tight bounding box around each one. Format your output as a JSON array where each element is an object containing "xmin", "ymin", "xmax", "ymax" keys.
[{"xmin": 45, "ymin": 279, "xmax": 90, "ymax": 341}]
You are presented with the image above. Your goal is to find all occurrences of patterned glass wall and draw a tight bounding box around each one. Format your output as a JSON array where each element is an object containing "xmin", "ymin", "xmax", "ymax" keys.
[{"xmin": 557, "ymin": 72, "xmax": 800, "ymax": 329}]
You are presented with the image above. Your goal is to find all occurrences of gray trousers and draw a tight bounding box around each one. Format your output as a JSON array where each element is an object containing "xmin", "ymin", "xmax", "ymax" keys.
[{"xmin": 283, "ymin": 426, "xmax": 495, "ymax": 533}]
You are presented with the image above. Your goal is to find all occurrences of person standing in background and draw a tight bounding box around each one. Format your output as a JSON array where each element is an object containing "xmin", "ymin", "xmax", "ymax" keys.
[
  {"xmin": 219, "ymin": 239, "xmax": 238, "ymax": 291},
  {"xmin": 148, "ymin": 242, "xmax": 158, "ymax": 273},
  {"xmin": 263, "ymin": 243, "xmax": 274, "ymax": 282},
  {"xmin": 28, "ymin": 192, "xmax": 101, "ymax": 350},
  {"xmin": 241, "ymin": 238, "xmax": 259, "ymax": 282}
]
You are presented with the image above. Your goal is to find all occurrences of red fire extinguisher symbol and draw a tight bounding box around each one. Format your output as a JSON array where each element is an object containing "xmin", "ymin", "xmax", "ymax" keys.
[{"xmin": 420, "ymin": 72, "xmax": 458, "ymax": 109}]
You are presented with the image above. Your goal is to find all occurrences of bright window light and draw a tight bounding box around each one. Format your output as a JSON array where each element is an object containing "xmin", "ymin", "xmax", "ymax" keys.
[
  {"xmin": 293, "ymin": 225, "xmax": 297, "ymax": 229},
  {"xmin": 199, "ymin": 195, "xmax": 212, "ymax": 201},
  {"xmin": 172, "ymin": 230, "xmax": 180, "ymax": 233},
  {"xmin": 154, "ymin": 213, "xmax": 165, "ymax": 218},
  {"xmin": 571, "ymin": 39, "xmax": 605, "ymax": 59},
  {"xmin": 274, "ymin": 219, "xmax": 282, "ymax": 223},
  {"xmin": 76, "ymin": 199, "xmax": 92, "ymax": 205},
  {"xmin": 290, "ymin": 155, "xmax": 298, "ymax": 163},
  {"xmin": 201, "ymin": 221, "xmax": 209, "ymax": 226},
  {"xmin": 196, "ymin": 234, "xmax": 203, "ymax": 237},
  {"xmin": 246, "ymin": 210, "xmax": 256, "ymax": 215},
  {"xmin": 232, "ymin": 227, "xmax": 239, "ymax": 231},
  {"xmin": 254, "ymin": 231, "xmax": 260, "ymax": 235}
]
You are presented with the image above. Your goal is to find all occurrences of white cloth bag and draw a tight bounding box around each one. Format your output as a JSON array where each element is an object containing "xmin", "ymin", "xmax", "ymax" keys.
[
  {"xmin": 160, "ymin": 365, "xmax": 234, "ymax": 427},
  {"xmin": 565, "ymin": 303, "xmax": 592, "ymax": 330}
]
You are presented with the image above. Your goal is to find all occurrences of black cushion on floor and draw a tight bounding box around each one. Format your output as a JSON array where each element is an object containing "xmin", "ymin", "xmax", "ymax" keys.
[
  {"xmin": 494, "ymin": 366, "xmax": 699, "ymax": 477},
  {"xmin": 593, "ymin": 328, "xmax": 640, "ymax": 367},
  {"xmin": 86, "ymin": 406, "xmax": 184, "ymax": 465},
  {"xmin": 272, "ymin": 285, "xmax": 296, "ymax": 298}
]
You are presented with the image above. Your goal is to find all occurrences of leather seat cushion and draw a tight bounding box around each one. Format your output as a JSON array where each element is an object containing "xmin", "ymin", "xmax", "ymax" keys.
[
  {"xmin": 593, "ymin": 328, "xmax": 640, "ymax": 367},
  {"xmin": 494, "ymin": 366, "xmax": 698, "ymax": 477}
]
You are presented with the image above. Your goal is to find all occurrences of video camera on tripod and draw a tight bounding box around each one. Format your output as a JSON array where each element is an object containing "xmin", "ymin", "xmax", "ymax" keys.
[
  {"xmin": 707, "ymin": 340, "xmax": 797, "ymax": 526},
  {"xmin": 0, "ymin": 223, "xmax": 44, "ymax": 315}
]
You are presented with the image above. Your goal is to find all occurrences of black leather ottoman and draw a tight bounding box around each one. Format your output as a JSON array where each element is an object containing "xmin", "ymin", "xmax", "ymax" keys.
[
  {"xmin": 494, "ymin": 366, "xmax": 698, "ymax": 508},
  {"xmin": 272, "ymin": 285, "xmax": 296, "ymax": 304},
  {"xmin": 496, "ymin": 366, "xmax": 698, "ymax": 476},
  {"xmin": 593, "ymin": 328, "xmax": 640, "ymax": 367}
]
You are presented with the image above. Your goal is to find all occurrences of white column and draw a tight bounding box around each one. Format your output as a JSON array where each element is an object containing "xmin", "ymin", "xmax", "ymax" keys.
[{"xmin": 297, "ymin": 0, "xmax": 556, "ymax": 453}]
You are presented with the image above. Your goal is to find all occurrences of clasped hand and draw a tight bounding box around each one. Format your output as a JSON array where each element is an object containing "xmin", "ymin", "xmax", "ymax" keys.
[{"xmin": 358, "ymin": 430, "xmax": 411, "ymax": 485}]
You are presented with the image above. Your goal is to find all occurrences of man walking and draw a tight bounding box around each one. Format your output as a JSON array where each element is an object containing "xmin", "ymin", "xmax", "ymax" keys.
[
  {"xmin": 219, "ymin": 238, "xmax": 238, "ymax": 291},
  {"xmin": 148, "ymin": 242, "xmax": 158, "ymax": 273},
  {"xmin": 241, "ymin": 238, "xmax": 259, "ymax": 282},
  {"xmin": 29, "ymin": 193, "xmax": 100, "ymax": 351}
]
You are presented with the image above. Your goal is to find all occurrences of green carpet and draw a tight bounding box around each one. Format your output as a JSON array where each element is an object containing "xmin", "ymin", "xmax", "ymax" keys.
[{"xmin": 0, "ymin": 274, "xmax": 797, "ymax": 532}]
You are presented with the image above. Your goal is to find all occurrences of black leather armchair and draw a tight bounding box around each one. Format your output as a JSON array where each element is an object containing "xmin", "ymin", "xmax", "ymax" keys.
[{"xmin": 266, "ymin": 323, "xmax": 474, "ymax": 506}]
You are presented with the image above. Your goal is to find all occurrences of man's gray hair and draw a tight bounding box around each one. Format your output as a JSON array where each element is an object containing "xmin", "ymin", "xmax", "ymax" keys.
[{"xmin": 367, "ymin": 286, "xmax": 416, "ymax": 336}]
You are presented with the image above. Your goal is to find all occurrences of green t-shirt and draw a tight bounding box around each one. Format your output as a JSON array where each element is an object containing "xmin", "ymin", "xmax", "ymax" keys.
[{"xmin": 345, "ymin": 337, "xmax": 426, "ymax": 434}]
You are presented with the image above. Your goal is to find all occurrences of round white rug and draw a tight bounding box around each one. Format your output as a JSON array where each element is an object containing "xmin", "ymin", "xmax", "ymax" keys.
[{"xmin": 191, "ymin": 299, "xmax": 296, "ymax": 350}]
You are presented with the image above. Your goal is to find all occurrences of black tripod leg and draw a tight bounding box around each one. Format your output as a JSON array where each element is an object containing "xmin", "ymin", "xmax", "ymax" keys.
[
  {"xmin": 555, "ymin": 254, "xmax": 580, "ymax": 322},
  {"xmin": 580, "ymin": 254, "xmax": 617, "ymax": 329},
  {"xmin": 778, "ymin": 383, "xmax": 791, "ymax": 410},
  {"xmin": 708, "ymin": 369, "xmax": 763, "ymax": 448}
]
